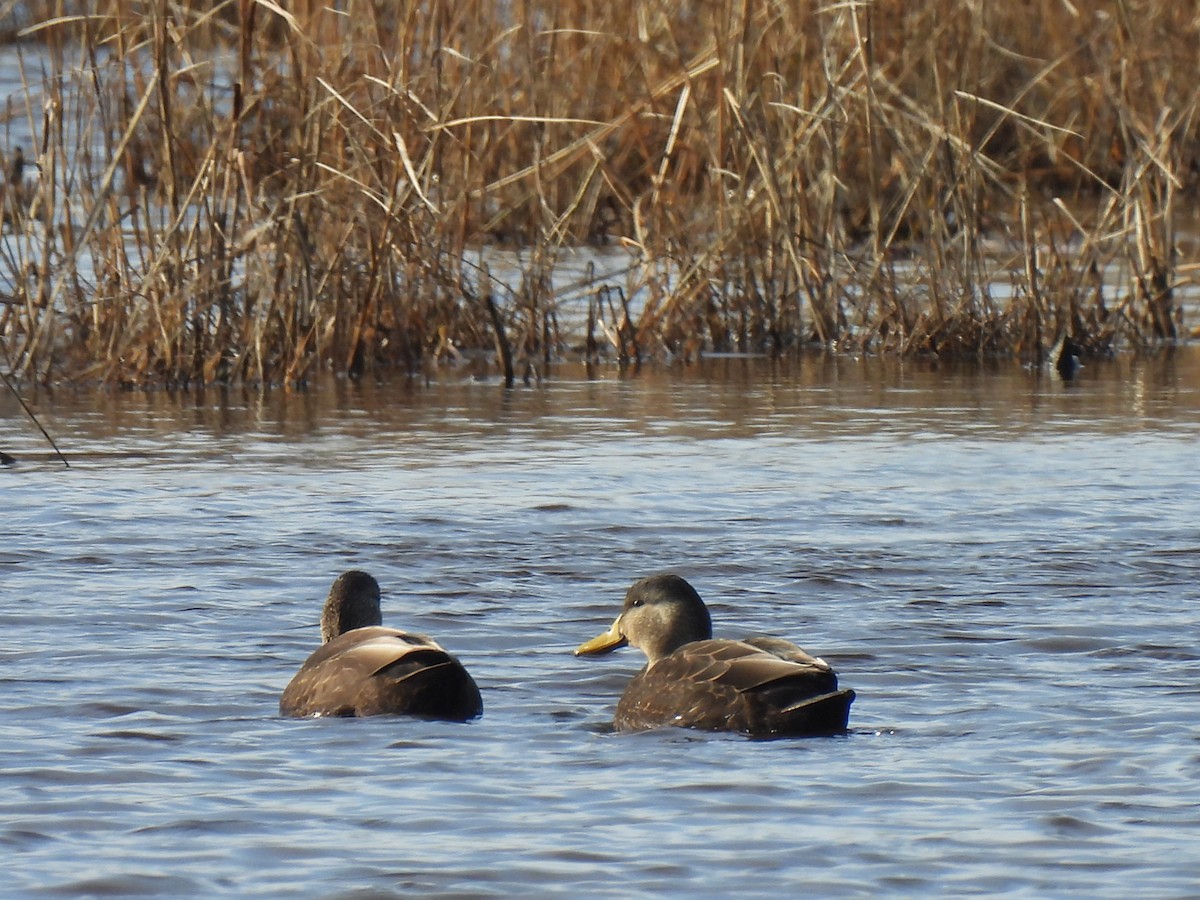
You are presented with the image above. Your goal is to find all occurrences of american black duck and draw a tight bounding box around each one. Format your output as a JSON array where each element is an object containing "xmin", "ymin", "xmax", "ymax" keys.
[
  {"xmin": 575, "ymin": 573, "xmax": 854, "ymax": 737},
  {"xmin": 280, "ymin": 570, "xmax": 482, "ymax": 720},
  {"xmin": 1056, "ymin": 336, "xmax": 1083, "ymax": 381}
]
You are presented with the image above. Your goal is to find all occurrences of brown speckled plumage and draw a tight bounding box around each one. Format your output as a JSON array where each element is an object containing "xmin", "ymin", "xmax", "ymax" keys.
[
  {"xmin": 576, "ymin": 574, "xmax": 853, "ymax": 737},
  {"xmin": 280, "ymin": 570, "xmax": 482, "ymax": 720}
]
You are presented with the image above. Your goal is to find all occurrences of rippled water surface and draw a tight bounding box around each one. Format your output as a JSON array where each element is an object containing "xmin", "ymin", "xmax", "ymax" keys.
[{"xmin": 3, "ymin": 352, "xmax": 1200, "ymax": 897}]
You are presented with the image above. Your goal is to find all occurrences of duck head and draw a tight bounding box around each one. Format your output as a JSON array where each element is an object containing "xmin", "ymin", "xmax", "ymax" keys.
[
  {"xmin": 576, "ymin": 573, "xmax": 713, "ymax": 664},
  {"xmin": 320, "ymin": 570, "xmax": 384, "ymax": 642}
]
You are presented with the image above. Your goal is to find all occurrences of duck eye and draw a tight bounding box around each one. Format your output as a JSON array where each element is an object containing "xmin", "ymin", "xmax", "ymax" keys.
[{"xmin": 631, "ymin": 598, "xmax": 644, "ymax": 608}]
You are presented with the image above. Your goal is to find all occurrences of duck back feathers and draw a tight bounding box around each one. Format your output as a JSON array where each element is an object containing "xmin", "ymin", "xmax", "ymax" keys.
[
  {"xmin": 280, "ymin": 571, "xmax": 482, "ymax": 721},
  {"xmin": 614, "ymin": 637, "xmax": 852, "ymax": 736}
]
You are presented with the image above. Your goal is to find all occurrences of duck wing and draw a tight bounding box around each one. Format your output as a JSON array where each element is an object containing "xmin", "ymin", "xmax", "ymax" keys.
[
  {"xmin": 741, "ymin": 635, "xmax": 830, "ymax": 667},
  {"xmin": 280, "ymin": 626, "xmax": 482, "ymax": 720},
  {"xmin": 613, "ymin": 638, "xmax": 852, "ymax": 736}
]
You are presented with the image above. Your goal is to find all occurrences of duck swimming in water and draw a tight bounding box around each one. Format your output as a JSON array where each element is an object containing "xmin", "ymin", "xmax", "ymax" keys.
[
  {"xmin": 576, "ymin": 574, "xmax": 853, "ymax": 737},
  {"xmin": 281, "ymin": 570, "xmax": 482, "ymax": 720}
]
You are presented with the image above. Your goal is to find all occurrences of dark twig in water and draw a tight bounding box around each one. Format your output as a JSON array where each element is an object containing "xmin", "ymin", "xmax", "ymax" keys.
[
  {"xmin": 484, "ymin": 291, "xmax": 515, "ymax": 389},
  {"xmin": 0, "ymin": 368, "xmax": 69, "ymax": 467}
]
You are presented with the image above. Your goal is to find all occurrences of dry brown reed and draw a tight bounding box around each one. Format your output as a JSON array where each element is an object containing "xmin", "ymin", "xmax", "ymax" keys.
[{"xmin": 0, "ymin": 0, "xmax": 1196, "ymax": 386}]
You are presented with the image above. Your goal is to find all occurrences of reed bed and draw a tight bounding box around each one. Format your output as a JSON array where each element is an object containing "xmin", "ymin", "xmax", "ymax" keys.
[{"xmin": 0, "ymin": 0, "xmax": 1195, "ymax": 386}]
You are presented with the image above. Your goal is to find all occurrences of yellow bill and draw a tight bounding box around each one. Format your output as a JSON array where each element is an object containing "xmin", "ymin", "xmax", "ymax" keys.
[{"xmin": 575, "ymin": 620, "xmax": 628, "ymax": 656}]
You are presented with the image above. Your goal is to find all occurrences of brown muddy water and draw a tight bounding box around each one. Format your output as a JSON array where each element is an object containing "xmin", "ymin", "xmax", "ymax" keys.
[{"xmin": 3, "ymin": 352, "xmax": 1200, "ymax": 897}]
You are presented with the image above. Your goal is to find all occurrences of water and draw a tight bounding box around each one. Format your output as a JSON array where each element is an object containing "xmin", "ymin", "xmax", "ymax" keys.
[{"xmin": 3, "ymin": 352, "xmax": 1200, "ymax": 897}]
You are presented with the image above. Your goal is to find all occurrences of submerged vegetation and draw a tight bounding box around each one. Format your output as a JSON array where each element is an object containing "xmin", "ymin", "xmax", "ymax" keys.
[{"xmin": 0, "ymin": 0, "xmax": 1196, "ymax": 386}]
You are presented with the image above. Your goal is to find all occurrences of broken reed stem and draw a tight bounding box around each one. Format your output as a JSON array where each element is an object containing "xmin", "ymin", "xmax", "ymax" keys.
[{"xmin": 0, "ymin": 365, "xmax": 68, "ymax": 466}]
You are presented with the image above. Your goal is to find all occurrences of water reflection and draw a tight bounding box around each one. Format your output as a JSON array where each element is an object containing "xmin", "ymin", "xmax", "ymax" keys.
[{"xmin": 4, "ymin": 348, "xmax": 1199, "ymax": 461}]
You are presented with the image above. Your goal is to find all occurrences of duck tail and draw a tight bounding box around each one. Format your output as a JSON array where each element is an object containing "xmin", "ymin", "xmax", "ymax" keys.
[{"xmin": 778, "ymin": 689, "xmax": 855, "ymax": 735}]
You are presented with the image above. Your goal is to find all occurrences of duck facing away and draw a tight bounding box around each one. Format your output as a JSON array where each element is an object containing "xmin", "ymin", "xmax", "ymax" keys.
[
  {"xmin": 280, "ymin": 570, "xmax": 482, "ymax": 720},
  {"xmin": 575, "ymin": 574, "xmax": 853, "ymax": 737}
]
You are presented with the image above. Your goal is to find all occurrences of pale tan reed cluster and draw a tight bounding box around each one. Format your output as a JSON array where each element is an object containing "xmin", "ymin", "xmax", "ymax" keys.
[{"xmin": 0, "ymin": 0, "xmax": 1195, "ymax": 385}]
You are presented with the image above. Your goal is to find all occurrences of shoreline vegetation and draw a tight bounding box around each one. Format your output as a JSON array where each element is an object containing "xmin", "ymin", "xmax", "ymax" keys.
[{"xmin": 0, "ymin": 0, "xmax": 1196, "ymax": 387}]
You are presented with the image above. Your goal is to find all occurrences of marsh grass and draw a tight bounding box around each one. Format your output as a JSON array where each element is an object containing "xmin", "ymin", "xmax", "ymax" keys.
[{"xmin": 0, "ymin": 0, "xmax": 1195, "ymax": 385}]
